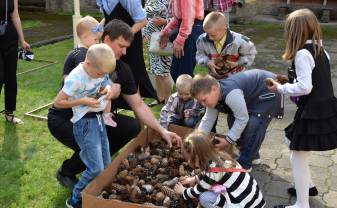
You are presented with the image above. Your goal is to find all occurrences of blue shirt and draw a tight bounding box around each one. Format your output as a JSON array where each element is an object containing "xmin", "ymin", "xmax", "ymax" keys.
[{"xmin": 96, "ymin": 0, "xmax": 146, "ymax": 22}]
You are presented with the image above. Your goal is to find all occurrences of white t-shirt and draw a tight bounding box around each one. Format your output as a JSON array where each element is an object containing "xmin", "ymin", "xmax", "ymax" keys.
[{"xmin": 62, "ymin": 63, "xmax": 111, "ymax": 123}]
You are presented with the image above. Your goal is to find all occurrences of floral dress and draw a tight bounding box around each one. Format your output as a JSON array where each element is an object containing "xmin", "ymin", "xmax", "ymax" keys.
[{"xmin": 143, "ymin": 0, "xmax": 172, "ymax": 76}]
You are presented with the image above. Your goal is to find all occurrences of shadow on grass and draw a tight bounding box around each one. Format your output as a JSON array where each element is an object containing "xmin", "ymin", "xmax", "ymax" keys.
[{"xmin": 0, "ymin": 124, "xmax": 22, "ymax": 207}]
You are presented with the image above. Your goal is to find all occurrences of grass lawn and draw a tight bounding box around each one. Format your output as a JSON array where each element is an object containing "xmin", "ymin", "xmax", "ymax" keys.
[{"xmin": 0, "ymin": 22, "xmax": 336, "ymax": 207}]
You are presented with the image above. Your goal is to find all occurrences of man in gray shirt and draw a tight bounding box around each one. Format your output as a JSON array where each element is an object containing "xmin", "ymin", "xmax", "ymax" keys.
[{"xmin": 191, "ymin": 69, "xmax": 283, "ymax": 170}]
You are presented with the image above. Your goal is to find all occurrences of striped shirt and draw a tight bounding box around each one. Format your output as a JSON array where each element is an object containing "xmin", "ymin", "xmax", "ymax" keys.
[
  {"xmin": 161, "ymin": 0, "xmax": 204, "ymax": 46},
  {"xmin": 183, "ymin": 161, "xmax": 265, "ymax": 208}
]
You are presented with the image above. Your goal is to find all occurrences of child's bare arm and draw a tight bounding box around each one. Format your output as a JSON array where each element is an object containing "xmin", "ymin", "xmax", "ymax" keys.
[{"xmin": 54, "ymin": 90, "xmax": 100, "ymax": 109}]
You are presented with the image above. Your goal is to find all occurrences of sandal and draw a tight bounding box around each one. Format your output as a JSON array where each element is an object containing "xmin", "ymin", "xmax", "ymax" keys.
[{"xmin": 4, "ymin": 111, "xmax": 24, "ymax": 125}]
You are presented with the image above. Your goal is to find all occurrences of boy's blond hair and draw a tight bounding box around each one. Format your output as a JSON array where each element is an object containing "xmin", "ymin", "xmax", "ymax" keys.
[
  {"xmin": 191, "ymin": 74, "xmax": 219, "ymax": 97},
  {"xmin": 176, "ymin": 74, "xmax": 193, "ymax": 92},
  {"xmin": 283, "ymin": 9, "xmax": 322, "ymax": 61},
  {"xmin": 203, "ymin": 12, "xmax": 228, "ymax": 31},
  {"xmin": 86, "ymin": 43, "xmax": 116, "ymax": 73},
  {"xmin": 76, "ymin": 16, "xmax": 99, "ymax": 38}
]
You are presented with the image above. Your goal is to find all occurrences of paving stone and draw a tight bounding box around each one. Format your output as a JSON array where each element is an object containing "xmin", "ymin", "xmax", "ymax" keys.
[
  {"xmin": 314, "ymin": 178, "xmax": 329, "ymax": 195},
  {"xmin": 264, "ymin": 195, "xmax": 290, "ymax": 208},
  {"xmin": 323, "ymin": 191, "xmax": 337, "ymax": 207},
  {"xmin": 309, "ymin": 197, "xmax": 329, "ymax": 208},
  {"xmin": 251, "ymin": 170, "xmax": 272, "ymax": 185},
  {"xmin": 311, "ymin": 166, "xmax": 330, "ymax": 180},
  {"xmin": 276, "ymin": 156, "xmax": 291, "ymax": 169},
  {"xmin": 331, "ymin": 153, "xmax": 337, "ymax": 164},
  {"xmin": 260, "ymin": 158, "xmax": 278, "ymax": 170},
  {"xmin": 326, "ymin": 176, "xmax": 337, "ymax": 192},
  {"xmin": 309, "ymin": 155, "xmax": 333, "ymax": 168},
  {"xmin": 271, "ymin": 168, "xmax": 293, "ymax": 182},
  {"xmin": 329, "ymin": 164, "xmax": 337, "ymax": 177},
  {"xmin": 263, "ymin": 180, "xmax": 292, "ymax": 198}
]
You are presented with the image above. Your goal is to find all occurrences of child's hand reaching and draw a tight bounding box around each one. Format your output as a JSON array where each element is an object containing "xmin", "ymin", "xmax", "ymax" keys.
[
  {"xmin": 180, "ymin": 176, "xmax": 197, "ymax": 186},
  {"xmin": 174, "ymin": 182, "xmax": 186, "ymax": 194},
  {"xmin": 265, "ymin": 78, "xmax": 279, "ymax": 92},
  {"xmin": 184, "ymin": 109, "xmax": 192, "ymax": 119}
]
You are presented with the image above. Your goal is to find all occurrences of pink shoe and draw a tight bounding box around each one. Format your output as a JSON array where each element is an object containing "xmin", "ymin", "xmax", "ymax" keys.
[{"xmin": 102, "ymin": 113, "xmax": 117, "ymax": 127}]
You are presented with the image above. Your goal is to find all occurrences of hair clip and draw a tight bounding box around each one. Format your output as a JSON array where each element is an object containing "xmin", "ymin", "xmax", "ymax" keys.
[{"xmin": 92, "ymin": 24, "xmax": 103, "ymax": 33}]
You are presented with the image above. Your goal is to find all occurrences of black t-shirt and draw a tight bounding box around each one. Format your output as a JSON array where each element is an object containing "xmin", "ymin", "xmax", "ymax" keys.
[
  {"xmin": 110, "ymin": 60, "xmax": 138, "ymax": 111},
  {"xmin": 63, "ymin": 47, "xmax": 88, "ymax": 76}
]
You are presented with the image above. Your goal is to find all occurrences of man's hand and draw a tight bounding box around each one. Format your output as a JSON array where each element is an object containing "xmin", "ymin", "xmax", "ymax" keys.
[
  {"xmin": 214, "ymin": 136, "xmax": 232, "ymax": 151},
  {"xmin": 152, "ymin": 16, "xmax": 167, "ymax": 27},
  {"xmin": 174, "ymin": 182, "xmax": 186, "ymax": 194},
  {"xmin": 173, "ymin": 41, "xmax": 184, "ymax": 58},
  {"xmin": 207, "ymin": 60, "xmax": 222, "ymax": 74},
  {"xmin": 159, "ymin": 33, "xmax": 169, "ymax": 49},
  {"xmin": 161, "ymin": 129, "xmax": 182, "ymax": 148},
  {"xmin": 265, "ymin": 78, "xmax": 279, "ymax": 92},
  {"xmin": 82, "ymin": 97, "xmax": 100, "ymax": 108},
  {"xmin": 102, "ymin": 83, "xmax": 121, "ymax": 100},
  {"xmin": 21, "ymin": 40, "xmax": 31, "ymax": 51}
]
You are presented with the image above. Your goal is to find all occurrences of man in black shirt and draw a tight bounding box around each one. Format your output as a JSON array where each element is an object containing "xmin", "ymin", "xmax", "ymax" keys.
[{"xmin": 48, "ymin": 19, "xmax": 181, "ymax": 189}]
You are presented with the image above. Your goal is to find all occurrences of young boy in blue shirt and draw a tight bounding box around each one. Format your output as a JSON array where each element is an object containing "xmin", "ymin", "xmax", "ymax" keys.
[{"xmin": 54, "ymin": 43, "xmax": 116, "ymax": 208}]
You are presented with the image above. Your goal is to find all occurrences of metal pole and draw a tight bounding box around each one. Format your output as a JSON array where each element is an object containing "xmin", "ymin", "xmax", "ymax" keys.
[
  {"xmin": 323, "ymin": 0, "xmax": 327, "ymax": 6},
  {"xmin": 73, "ymin": 0, "xmax": 82, "ymax": 47}
]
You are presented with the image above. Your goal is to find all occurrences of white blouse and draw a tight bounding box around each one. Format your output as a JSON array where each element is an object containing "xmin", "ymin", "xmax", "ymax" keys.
[{"xmin": 277, "ymin": 40, "xmax": 330, "ymax": 96}]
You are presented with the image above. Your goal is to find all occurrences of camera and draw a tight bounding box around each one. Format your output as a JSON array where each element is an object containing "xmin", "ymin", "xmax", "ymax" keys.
[
  {"xmin": 0, "ymin": 22, "xmax": 7, "ymax": 36},
  {"xmin": 18, "ymin": 49, "xmax": 34, "ymax": 61}
]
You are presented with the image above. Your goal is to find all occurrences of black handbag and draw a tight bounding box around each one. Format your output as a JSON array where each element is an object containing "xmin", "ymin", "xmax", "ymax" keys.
[{"xmin": 0, "ymin": 0, "xmax": 7, "ymax": 36}]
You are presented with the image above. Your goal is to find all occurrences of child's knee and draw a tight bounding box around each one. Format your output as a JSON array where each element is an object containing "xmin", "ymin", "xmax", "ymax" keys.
[{"xmin": 199, "ymin": 191, "xmax": 218, "ymax": 207}]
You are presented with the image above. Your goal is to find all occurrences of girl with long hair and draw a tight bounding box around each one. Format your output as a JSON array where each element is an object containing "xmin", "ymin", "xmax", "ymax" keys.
[
  {"xmin": 174, "ymin": 130, "xmax": 265, "ymax": 208},
  {"xmin": 267, "ymin": 9, "xmax": 337, "ymax": 208}
]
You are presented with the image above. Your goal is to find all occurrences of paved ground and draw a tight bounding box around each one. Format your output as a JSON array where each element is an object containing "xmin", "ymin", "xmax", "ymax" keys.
[{"xmin": 215, "ymin": 24, "xmax": 337, "ymax": 207}]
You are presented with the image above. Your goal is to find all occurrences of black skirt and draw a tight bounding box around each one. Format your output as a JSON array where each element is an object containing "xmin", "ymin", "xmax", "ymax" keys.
[{"xmin": 285, "ymin": 97, "xmax": 337, "ymax": 151}]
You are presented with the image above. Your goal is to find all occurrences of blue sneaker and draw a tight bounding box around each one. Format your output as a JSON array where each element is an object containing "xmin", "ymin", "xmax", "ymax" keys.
[{"xmin": 66, "ymin": 197, "xmax": 81, "ymax": 208}]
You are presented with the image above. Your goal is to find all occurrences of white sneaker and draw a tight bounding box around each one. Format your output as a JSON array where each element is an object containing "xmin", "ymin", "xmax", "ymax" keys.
[{"xmin": 252, "ymin": 158, "xmax": 262, "ymax": 165}]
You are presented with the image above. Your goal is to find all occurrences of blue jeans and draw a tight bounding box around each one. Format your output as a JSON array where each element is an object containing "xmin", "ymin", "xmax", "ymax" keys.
[
  {"xmin": 169, "ymin": 116, "xmax": 199, "ymax": 128},
  {"xmin": 228, "ymin": 114, "xmax": 272, "ymax": 169},
  {"xmin": 199, "ymin": 191, "xmax": 218, "ymax": 208},
  {"xmin": 170, "ymin": 21, "xmax": 204, "ymax": 82},
  {"xmin": 71, "ymin": 115, "xmax": 111, "ymax": 203}
]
